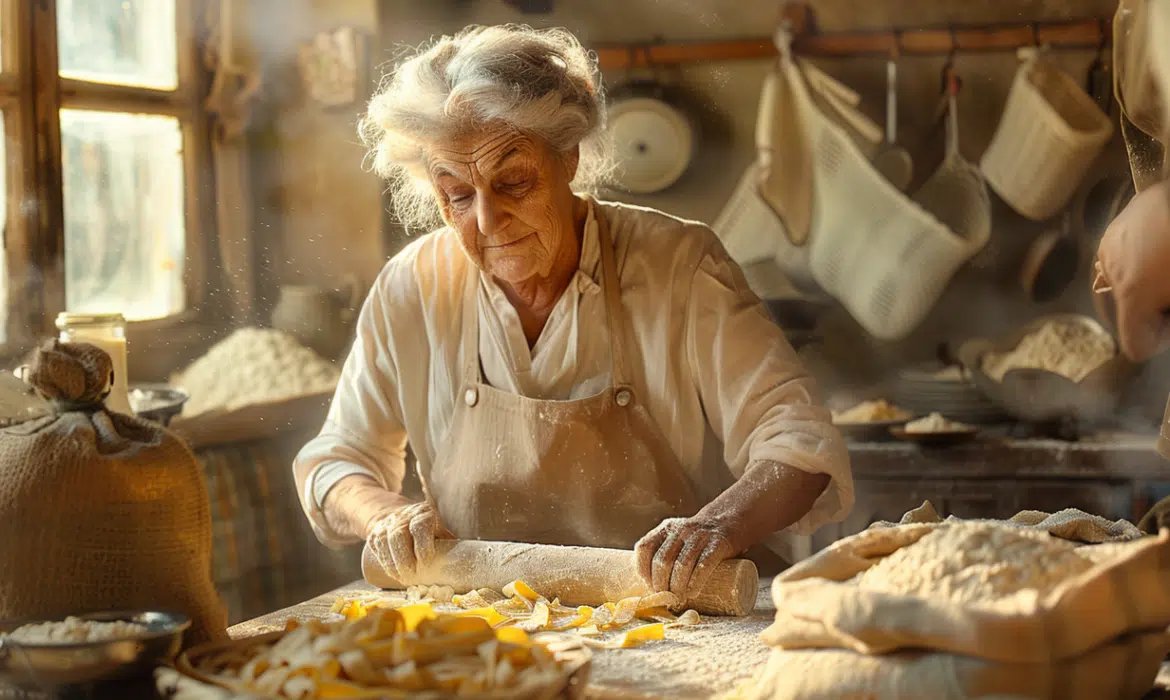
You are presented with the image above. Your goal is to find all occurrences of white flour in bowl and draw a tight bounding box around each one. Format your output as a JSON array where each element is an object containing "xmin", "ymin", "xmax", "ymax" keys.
[
  {"xmin": 981, "ymin": 320, "xmax": 1114, "ymax": 382},
  {"xmin": 3, "ymin": 616, "xmax": 148, "ymax": 644},
  {"xmin": 174, "ymin": 328, "xmax": 340, "ymax": 417}
]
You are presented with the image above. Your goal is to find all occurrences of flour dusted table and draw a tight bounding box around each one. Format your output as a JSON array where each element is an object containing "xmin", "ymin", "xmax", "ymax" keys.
[{"xmin": 227, "ymin": 579, "xmax": 775, "ymax": 699}]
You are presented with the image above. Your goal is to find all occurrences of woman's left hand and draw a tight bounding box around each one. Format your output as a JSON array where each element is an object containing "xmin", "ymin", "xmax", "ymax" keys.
[{"xmin": 634, "ymin": 516, "xmax": 740, "ymax": 599}]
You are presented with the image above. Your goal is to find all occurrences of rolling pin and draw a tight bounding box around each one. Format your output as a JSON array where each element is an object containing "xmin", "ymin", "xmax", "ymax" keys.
[{"xmin": 361, "ymin": 539, "xmax": 760, "ymax": 617}]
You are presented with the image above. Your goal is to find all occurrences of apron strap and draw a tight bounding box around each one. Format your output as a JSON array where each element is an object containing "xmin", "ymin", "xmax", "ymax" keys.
[
  {"xmin": 457, "ymin": 200, "xmax": 633, "ymax": 391},
  {"xmin": 459, "ymin": 261, "xmax": 482, "ymax": 385},
  {"xmin": 592, "ymin": 204, "xmax": 633, "ymax": 390}
]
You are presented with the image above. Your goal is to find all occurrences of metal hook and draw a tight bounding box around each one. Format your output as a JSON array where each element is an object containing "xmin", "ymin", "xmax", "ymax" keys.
[
  {"xmin": 890, "ymin": 29, "xmax": 901, "ymax": 60},
  {"xmin": 1031, "ymin": 21, "xmax": 1041, "ymax": 47},
  {"xmin": 940, "ymin": 27, "xmax": 958, "ymax": 96},
  {"xmin": 944, "ymin": 26, "xmax": 957, "ymax": 69}
]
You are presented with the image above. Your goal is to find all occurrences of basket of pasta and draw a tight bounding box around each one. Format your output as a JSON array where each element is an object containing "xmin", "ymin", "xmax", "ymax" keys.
[{"xmin": 156, "ymin": 605, "xmax": 591, "ymax": 699}]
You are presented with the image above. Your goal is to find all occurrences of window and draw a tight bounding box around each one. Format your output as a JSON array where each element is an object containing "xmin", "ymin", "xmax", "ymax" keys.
[{"xmin": 1, "ymin": 1, "xmax": 210, "ymax": 353}]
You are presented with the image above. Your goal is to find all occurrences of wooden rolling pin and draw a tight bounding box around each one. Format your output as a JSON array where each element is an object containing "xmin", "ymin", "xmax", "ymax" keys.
[{"xmin": 361, "ymin": 539, "xmax": 760, "ymax": 617}]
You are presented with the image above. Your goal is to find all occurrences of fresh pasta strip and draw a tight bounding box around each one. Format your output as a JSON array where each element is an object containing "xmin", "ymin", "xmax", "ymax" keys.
[
  {"xmin": 580, "ymin": 623, "xmax": 667, "ymax": 650},
  {"xmin": 334, "ymin": 580, "xmax": 701, "ymax": 648}
]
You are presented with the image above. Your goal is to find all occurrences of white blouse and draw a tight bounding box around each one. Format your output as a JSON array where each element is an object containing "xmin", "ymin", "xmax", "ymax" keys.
[{"xmin": 294, "ymin": 200, "xmax": 854, "ymax": 557}]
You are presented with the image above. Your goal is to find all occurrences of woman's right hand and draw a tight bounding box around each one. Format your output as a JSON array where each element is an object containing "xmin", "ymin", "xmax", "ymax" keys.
[{"xmin": 366, "ymin": 501, "xmax": 454, "ymax": 580}]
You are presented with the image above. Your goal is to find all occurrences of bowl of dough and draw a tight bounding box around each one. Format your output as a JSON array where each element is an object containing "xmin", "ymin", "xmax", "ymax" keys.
[
  {"xmin": 957, "ymin": 314, "xmax": 1135, "ymax": 425},
  {"xmin": 831, "ymin": 399, "xmax": 915, "ymax": 441},
  {"xmin": 890, "ymin": 412, "xmax": 979, "ymax": 447},
  {"xmin": 0, "ymin": 610, "xmax": 189, "ymax": 690}
]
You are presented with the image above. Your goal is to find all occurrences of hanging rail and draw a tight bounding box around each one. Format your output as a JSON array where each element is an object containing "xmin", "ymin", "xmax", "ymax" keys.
[{"xmin": 592, "ymin": 2, "xmax": 1111, "ymax": 70}]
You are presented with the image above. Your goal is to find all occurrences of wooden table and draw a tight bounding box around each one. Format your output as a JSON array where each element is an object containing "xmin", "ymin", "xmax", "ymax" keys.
[
  {"xmin": 11, "ymin": 575, "xmax": 1162, "ymax": 699},
  {"xmin": 227, "ymin": 577, "xmax": 1170, "ymax": 699}
]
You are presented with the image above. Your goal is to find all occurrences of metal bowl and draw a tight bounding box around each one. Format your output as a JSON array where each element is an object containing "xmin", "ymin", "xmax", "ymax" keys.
[
  {"xmin": 957, "ymin": 314, "xmax": 1136, "ymax": 425},
  {"xmin": 0, "ymin": 610, "xmax": 189, "ymax": 690},
  {"xmin": 128, "ymin": 384, "xmax": 189, "ymax": 427}
]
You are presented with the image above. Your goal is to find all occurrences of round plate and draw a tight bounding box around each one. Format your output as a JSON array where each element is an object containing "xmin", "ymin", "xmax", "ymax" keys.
[
  {"xmin": 889, "ymin": 427, "xmax": 980, "ymax": 447},
  {"xmin": 608, "ymin": 97, "xmax": 694, "ymax": 194}
]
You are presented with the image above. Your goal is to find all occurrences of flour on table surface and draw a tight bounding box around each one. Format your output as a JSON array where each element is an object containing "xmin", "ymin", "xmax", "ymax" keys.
[
  {"xmin": 173, "ymin": 327, "xmax": 339, "ymax": 416},
  {"xmin": 334, "ymin": 581, "xmax": 772, "ymax": 699}
]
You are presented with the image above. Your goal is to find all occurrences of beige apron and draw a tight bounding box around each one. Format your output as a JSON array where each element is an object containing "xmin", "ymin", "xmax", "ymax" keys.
[{"xmin": 420, "ymin": 208, "xmax": 699, "ymax": 549}]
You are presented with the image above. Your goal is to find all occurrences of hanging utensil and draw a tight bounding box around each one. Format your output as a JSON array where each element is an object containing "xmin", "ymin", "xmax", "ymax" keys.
[
  {"xmin": 1086, "ymin": 20, "xmax": 1113, "ymax": 117},
  {"xmin": 872, "ymin": 45, "xmax": 914, "ymax": 191},
  {"xmin": 756, "ymin": 54, "xmax": 814, "ymax": 246},
  {"xmin": 608, "ymin": 80, "xmax": 697, "ymax": 194},
  {"xmin": 1020, "ymin": 209, "xmax": 1080, "ymax": 303},
  {"xmin": 799, "ymin": 59, "xmax": 884, "ymax": 146}
]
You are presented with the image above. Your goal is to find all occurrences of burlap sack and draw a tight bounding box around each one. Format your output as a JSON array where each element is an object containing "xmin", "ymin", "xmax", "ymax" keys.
[
  {"xmin": 737, "ymin": 630, "xmax": 1170, "ymax": 700},
  {"xmin": 762, "ymin": 508, "xmax": 1170, "ymax": 665},
  {"xmin": 0, "ymin": 340, "xmax": 227, "ymax": 647},
  {"xmin": 867, "ymin": 500, "xmax": 1144, "ymax": 543}
]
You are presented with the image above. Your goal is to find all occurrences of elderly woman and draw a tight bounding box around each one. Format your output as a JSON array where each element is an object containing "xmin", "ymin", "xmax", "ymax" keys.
[{"xmin": 294, "ymin": 24, "xmax": 853, "ymax": 598}]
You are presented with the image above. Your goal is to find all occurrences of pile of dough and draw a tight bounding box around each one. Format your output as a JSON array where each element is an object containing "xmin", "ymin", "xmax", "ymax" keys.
[
  {"xmin": 832, "ymin": 399, "xmax": 910, "ymax": 424},
  {"xmin": 332, "ymin": 580, "xmax": 701, "ymax": 650},
  {"xmin": 903, "ymin": 412, "xmax": 973, "ymax": 434}
]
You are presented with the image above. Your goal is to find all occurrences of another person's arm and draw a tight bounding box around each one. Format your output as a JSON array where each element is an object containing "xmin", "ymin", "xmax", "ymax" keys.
[
  {"xmin": 635, "ymin": 236, "xmax": 853, "ymax": 597},
  {"xmin": 1096, "ymin": 0, "xmax": 1170, "ymax": 362},
  {"xmin": 1095, "ymin": 180, "xmax": 1170, "ymax": 362}
]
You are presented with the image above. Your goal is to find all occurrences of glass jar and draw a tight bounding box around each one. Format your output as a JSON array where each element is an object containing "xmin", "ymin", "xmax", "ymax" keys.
[{"xmin": 55, "ymin": 312, "xmax": 132, "ymax": 415}]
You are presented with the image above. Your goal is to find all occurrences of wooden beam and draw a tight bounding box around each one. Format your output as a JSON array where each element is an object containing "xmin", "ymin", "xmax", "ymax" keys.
[
  {"xmin": 5, "ymin": 0, "xmax": 40, "ymax": 350},
  {"xmin": 595, "ymin": 40, "xmax": 776, "ymax": 70},
  {"xmin": 801, "ymin": 19, "xmax": 1109, "ymax": 57},
  {"xmin": 29, "ymin": 0, "xmax": 65, "ymax": 336},
  {"xmin": 593, "ymin": 15, "xmax": 1110, "ymax": 70}
]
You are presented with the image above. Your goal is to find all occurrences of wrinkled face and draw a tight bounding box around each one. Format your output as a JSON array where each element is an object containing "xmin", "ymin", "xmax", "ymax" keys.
[{"xmin": 427, "ymin": 128, "xmax": 579, "ymax": 284}]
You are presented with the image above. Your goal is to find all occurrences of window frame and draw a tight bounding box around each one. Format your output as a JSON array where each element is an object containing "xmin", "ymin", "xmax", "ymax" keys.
[{"xmin": 1, "ymin": 0, "xmax": 217, "ymax": 363}]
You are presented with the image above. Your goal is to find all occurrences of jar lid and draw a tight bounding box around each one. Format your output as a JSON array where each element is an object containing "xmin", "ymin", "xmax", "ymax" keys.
[{"xmin": 55, "ymin": 312, "xmax": 127, "ymax": 330}]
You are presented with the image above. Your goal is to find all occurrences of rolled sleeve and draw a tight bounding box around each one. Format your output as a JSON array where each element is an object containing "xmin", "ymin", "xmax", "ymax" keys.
[
  {"xmin": 293, "ymin": 269, "xmax": 411, "ymax": 549},
  {"xmin": 685, "ymin": 250, "xmax": 853, "ymax": 534}
]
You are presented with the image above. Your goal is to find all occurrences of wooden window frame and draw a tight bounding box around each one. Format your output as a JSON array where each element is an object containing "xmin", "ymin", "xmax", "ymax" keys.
[{"xmin": 1, "ymin": 0, "xmax": 217, "ymax": 365}]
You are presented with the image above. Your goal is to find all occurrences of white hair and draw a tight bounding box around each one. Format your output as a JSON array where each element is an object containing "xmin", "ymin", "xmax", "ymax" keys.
[{"xmin": 359, "ymin": 24, "xmax": 612, "ymax": 232}]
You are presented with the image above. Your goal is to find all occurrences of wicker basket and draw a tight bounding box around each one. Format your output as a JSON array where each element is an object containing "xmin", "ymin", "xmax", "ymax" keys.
[
  {"xmin": 981, "ymin": 55, "xmax": 1114, "ymax": 221},
  {"xmin": 777, "ymin": 48, "xmax": 984, "ymax": 340},
  {"xmin": 714, "ymin": 164, "xmax": 822, "ymax": 297}
]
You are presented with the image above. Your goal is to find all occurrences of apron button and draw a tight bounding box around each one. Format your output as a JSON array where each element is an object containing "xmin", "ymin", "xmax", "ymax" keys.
[
  {"xmin": 615, "ymin": 388, "xmax": 632, "ymax": 407},
  {"xmin": 464, "ymin": 388, "xmax": 479, "ymax": 407}
]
